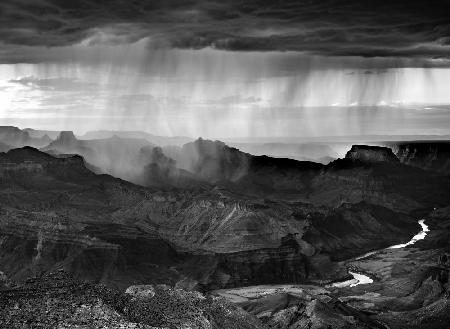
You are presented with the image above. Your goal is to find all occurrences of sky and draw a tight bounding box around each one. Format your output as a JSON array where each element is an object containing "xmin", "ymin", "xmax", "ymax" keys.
[{"xmin": 0, "ymin": 0, "xmax": 449, "ymax": 138}]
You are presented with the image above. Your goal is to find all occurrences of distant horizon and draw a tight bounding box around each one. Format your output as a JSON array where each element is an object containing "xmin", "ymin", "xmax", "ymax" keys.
[
  {"xmin": 3, "ymin": 124, "xmax": 450, "ymax": 144},
  {"xmin": 2, "ymin": 100, "xmax": 449, "ymax": 138}
]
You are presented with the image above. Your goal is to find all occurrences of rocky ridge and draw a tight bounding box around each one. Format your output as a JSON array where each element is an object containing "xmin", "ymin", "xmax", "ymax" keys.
[{"xmin": 0, "ymin": 270, "xmax": 264, "ymax": 329}]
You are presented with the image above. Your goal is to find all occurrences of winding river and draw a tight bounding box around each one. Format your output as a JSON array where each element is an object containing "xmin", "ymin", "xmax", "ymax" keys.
[{"xmin": 331, "ymin": 219, "xmax": 429, "ymax": 288}]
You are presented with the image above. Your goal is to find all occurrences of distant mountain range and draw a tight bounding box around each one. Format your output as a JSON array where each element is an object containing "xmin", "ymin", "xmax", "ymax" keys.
[
  {"xmin": 1, "ymin": 126, "xmax": 450, "ymax": 187},
  {"xmin": 42, "ymin": 131, "xmax": 154, "ymax": 183},
  {"xmin": 0, "ymin": 126, "xmax": 51, "ymax": 149}
]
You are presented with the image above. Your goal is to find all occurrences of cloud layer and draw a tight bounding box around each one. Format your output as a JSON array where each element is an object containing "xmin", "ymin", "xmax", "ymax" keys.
[{"xmin": 0, "ymin": 0, "xmax": 449, "ymax": 62}]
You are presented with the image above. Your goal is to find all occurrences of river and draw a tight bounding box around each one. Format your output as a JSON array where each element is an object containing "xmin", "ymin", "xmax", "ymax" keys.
[
  {"xmin": 331, "ymin": 219, "xmax": 429, "ymax": 288},
  {"xmin": 214, "ymin": 219, "xmax": 431, "ymax": 300}
]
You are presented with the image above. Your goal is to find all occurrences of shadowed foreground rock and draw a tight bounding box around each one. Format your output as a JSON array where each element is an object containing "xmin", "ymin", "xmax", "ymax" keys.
[{"xmin": 0, "ymin": 270, "xmax": 265, "ymax": 329}]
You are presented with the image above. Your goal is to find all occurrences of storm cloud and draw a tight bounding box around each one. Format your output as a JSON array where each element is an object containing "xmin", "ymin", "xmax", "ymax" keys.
[
  {"xmin": 1, "ymin": 1, "xmax": 449, "ymax": 138},
  {"xmin": 0, "ymin": 0, "xmax": 449, "ymax": 62}
]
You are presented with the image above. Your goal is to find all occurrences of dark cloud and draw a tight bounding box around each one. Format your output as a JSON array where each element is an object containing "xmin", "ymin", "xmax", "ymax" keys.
[{"xmin": 0, "ymin": 0, "xmax": 449, "ymax": 61}]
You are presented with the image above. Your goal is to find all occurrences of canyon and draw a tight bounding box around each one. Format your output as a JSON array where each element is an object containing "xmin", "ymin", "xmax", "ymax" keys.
[{"xmin": 0, "ymin": 128, "xmax": 449, "ymax": 328}]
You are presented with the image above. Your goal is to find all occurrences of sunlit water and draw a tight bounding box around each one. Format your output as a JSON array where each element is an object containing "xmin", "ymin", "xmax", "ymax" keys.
[
  {"xmin": 348, "ymin": 271, "xmax": 374, "ymax": 287},
  {"xmin": 329, "ymin": 271, "xmax": 374, "ymax": 288},
  {"xmin": 331, "ymin": 219, "xmax": 429, "ymax": 288},
  {"xmin": 354, "ymin": 250, "xmax": 378, "ymax": 261},
  {"xmin": 388, "ymin": 219, "xmax": 429, "ymax": 249}
]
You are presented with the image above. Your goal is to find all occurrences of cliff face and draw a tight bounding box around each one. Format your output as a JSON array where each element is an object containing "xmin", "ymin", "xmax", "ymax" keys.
[
  {"xmin": 387, "ymin": 141, "xmax": 450, "ymax": 174},
  {"xmin": 345, "ymin": 145, "xmax": 399, "ymax": 163}
]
